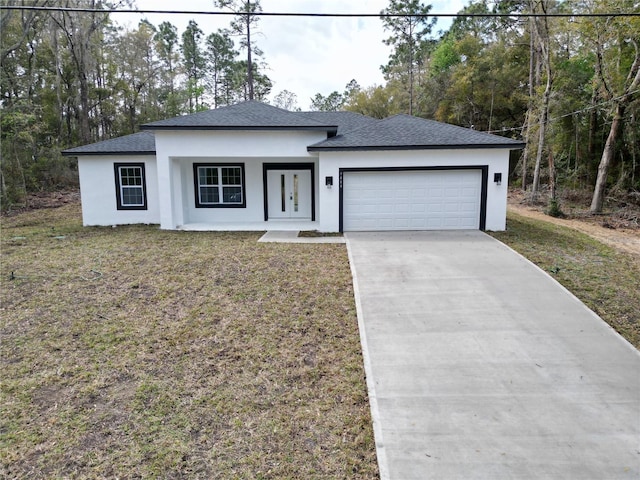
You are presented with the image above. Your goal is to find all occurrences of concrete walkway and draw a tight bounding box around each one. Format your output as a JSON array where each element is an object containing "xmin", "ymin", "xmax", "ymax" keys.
[{"xmin": 346, "ymin": 231, "xmax": 640, "ymax": 480}]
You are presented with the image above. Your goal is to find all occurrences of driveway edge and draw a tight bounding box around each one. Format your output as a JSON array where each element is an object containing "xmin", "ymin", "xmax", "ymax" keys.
[
  {"xmin": 345, "ymin": 233, "xmax": 389, "ymax": 480},
  {"xmin": 486, "ymin": 234, "xmax": 640, "ymax": 356}
]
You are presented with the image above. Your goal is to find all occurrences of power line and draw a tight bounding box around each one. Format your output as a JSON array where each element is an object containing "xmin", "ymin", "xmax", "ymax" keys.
[{"xmin": 1, "ymin": 5, "xmax": 639, "ymax": 18}]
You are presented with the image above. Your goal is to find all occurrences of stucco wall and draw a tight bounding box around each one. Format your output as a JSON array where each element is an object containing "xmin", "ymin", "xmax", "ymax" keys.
[
  {"xmin": 77, "ymin": 155, "xmax": 160, "ymax": 226},
  {"xmin": 153, "ymin": 130, "xmax": 325, "ymax": 229},
  {"xmin": 77, "ymin": 133, "xmax": 512, "ymax": 232},
  {"xmin": 317, "ymin": 149, "xmax": 510, "ymax": 232}
]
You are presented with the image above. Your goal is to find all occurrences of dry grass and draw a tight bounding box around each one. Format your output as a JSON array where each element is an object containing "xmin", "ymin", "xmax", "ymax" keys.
[
  {"xmin": 1, "ymin": 204, "xmax": 378, "ymax": 478},
  {"xmin": 490, "ymin": 212, "xmax": 640, "ymax": 349}
]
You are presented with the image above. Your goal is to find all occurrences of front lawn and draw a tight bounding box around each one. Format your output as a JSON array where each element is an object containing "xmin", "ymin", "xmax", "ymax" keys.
[{"xmin": 1, "ymin": 204, "xmax": 378, "ymax": 478}]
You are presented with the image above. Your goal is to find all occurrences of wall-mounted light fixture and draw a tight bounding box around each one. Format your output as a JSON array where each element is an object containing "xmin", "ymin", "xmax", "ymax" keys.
[
  {"xmin": 325, "ymin": 176, "xmax": 333, "ymax": 188},
  {"xmin": 494, "ymin": 173, "xmax": 502, "ymax": 185}
]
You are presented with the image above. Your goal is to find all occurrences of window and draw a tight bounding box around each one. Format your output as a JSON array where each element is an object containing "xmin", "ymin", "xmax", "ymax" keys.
[
  {"xmin": 194, "ymin": 163, "xmax": 245, "ymax": 208},
  {"xmin": 114, "ymin": 163, "xmax": 147, "ymax": 210}
]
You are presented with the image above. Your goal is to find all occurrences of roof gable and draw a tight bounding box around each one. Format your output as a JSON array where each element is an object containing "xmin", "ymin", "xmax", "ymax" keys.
[
  {"xmin": 140, "ymin": 100, "xmax": 337, "ymax": 133},
  {"xmin": 308, "ymin": 114, "xmax": 525, "ymax": 151}
]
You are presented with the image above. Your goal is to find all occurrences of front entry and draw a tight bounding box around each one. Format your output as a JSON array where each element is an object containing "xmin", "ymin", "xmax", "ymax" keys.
[{"xmin": 266, "ymin": 170, "xmax": 312, "ymax": 219}]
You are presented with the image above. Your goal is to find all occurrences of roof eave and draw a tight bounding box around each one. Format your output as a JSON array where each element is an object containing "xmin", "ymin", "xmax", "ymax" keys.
[
  {"xmin": 307, "ymin": 143, "xmax": 526, "ymax": 152},
  {"xmin": 140, "ymin": 125, "xmax": 338, "ymax": 134},
  {"xmin": 61, "ymin": 150, "xmax": 156, "ymax": 157}
]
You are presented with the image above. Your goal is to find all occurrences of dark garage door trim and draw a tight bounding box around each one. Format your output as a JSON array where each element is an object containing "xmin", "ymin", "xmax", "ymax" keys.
[{"xmin": 339, "ymin": 166, "xmax": 488, "ymax": 232}]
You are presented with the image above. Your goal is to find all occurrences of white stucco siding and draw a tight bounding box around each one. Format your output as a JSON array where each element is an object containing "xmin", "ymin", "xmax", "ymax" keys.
[
  {"xmin": 154, "ymin": 130, "xmax": 326, "ymax": 159},
  {"xmin": 317, "ymin": 149, "xmax": 510, "ymax": 232},
  {"xmin": 153, "ymin": 130, "xmax": 325, "ymax": 228},
  {"xmin": 77, "ymin": 155, "xmax": 159, "ymax": 226}
]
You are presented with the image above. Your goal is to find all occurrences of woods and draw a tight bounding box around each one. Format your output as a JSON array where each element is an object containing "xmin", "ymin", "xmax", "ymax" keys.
[
  {"xmin": 1, "ymin": 1, "xmax": 272, "ymax": 207},
  {"xmin": 341, "ymin": 0, "xmax": 640, "ymax": 212},
  {"xmin": 1, "ymin": 0, "xmax": 639, "ymax": 211}
]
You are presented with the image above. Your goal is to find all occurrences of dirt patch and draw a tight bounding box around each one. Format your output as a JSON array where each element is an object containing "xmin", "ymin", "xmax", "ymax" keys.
[
  {"xmin": 2, "ymin": 191, "xmax": 80, "ymax": 216},
  {"xmin": 508, "ymin": 190, "xmax": 640, "ymax": 258}
]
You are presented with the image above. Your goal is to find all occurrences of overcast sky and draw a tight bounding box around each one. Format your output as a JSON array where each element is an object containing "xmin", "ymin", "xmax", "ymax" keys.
[{"xmin": 125, "ymin": 0, "xmax": 467, "ymax": 109}]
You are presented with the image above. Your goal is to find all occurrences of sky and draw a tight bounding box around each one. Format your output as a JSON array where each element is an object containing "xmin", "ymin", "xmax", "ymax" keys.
[{"xmin": 122, "ymin": 0, "xmax": 468, "ymax": 109}]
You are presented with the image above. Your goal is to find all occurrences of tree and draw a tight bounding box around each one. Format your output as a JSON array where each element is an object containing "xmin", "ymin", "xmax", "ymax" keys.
[
  {"xmin": 154, "ymin": 21, "xmax": 181, "ymax": 116},
  {"xmin": 380, "ymin": 0, "xmax": 435, "ymax": 115},
  {"xmin": 345, "ymin": 85, "xmax": 396, "ymax": 119},
  {"xmin": 113, "ymin": 20, "xmax": 161, "ymax": 133},
  {"xmin": 428, "ymin": 34, "xmax": 528, "ymax": 131},
  {"xmin": 181, "ymin": 20, "xmax": 206, "ymax": 112},
  {"xmin": 226, "ymin": 59, "xmax": 271, "ymax": 102},
  {"xmin": 272, "ymin": 90, "xmax": 299, "ymax": 110},
  {"xmin": 214, "ymin": 0, "xmax": 262, "ymax": 100},
  {"xmin": 342, "ymin": 79, "xmax": 362, "ymax": 106},
  {"xmin": 310, "ymin": 91, "xmax": 344, "ymax": 111},
  {"xmin": 529, "ymin": 0, "xmax": 555, "ymax": 201},
  {"xmin": 48, "ymin": 0, "xmax": 113, "ymax": 143},
  {"xmin": 206, "ymin": 30, "xmax": 237, "ymax": 107},
  {"xmin": 574, "ymin": 0, "xmax": 640, "ymax": 212}
]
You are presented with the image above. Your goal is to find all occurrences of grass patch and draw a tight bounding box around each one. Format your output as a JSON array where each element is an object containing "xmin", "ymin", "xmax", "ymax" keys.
[
  {"xmin": 490, "ymin": 212, "xmax": 640, "ymax": 349},
  {"xmin": 1, "ymin": 204, "xmax": 378, "ymax": 478}
]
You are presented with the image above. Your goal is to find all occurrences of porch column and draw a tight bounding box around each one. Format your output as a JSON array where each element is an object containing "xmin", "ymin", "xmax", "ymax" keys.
[{"xmin": 156, "ymin": 153, "xmax": 175, "ymax": 229}]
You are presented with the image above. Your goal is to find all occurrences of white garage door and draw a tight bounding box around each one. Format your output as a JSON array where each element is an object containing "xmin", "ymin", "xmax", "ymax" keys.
[{"xmin": 343, "ymin": 169, "xmax": 482, "ymax": 231}]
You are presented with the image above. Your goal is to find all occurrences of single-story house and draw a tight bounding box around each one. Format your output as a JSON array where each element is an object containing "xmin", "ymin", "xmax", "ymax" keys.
[{"xmin": 62, "ymin": 101, "xmax": 524, "ymax": 232}]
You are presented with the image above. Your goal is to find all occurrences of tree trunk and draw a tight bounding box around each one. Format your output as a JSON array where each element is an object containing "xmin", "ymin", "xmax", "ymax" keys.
[
  {"xmin": 588, "ymin": 89, "xmax": 598, "ymax": 166},
  {"xmin": 530, "ymin": 1, "xmax": 552, "ymax": 202},
  {"xmin": 590, "ymin": 102, "xmax": 625, "ymax": 213},
  {"xmin": 408, "ymin": 23, "xmax": 414, "ymax": 116},
  {"xmin": 520, "ymin": 111, "xmax": 531, "ymax": 191},
  {"xmin": 531, "ymin": 92, "xmax": 548, "ymax": 201},
  {"xmin": 246, "ymin": 13, "xmax": 254, "ymax": 100},
  {"xmin": 548, "ymin": 151, "xmax": 556, "ymax": 200},
  {"xmin": 521, "ymin": 9, "xmax": 537, "ymax": 192},
  {"xmin": 531, "ymin": 61, "xmax": 551, "ymax": 201},
  {"xmin": 79, "ymin": 67, "xmax": 91, "ymax": 143}
]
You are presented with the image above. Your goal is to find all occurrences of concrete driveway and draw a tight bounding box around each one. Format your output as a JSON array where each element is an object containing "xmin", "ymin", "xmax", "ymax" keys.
[{"xmin": 346, "ymin": 231, "xmax": 640, "ymax": 480}]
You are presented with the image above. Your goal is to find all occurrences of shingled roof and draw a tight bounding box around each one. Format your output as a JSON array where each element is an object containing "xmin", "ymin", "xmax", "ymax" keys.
[
  {"xmin": 308, "ymin": 114, "xmax": 525, "ymax": 151},
  {"xmin": 140, "ymin": 100, "xmax": 337, "ymax": 133},
  {"xmin": 62, "ymin": 102, "xmax": 524, "ymax": 156},
  {"xmin": 297, "ymin": 111, "xmax": 380, "ymax": 134},
  {"xmin": 61, "ymin": 131, "xmax": 156, "ymax": 156}
]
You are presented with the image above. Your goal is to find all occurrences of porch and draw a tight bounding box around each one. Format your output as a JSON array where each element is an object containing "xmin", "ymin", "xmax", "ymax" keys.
[{"xmin": 177, "ymin": 219, "xmax": 321, "ymax": 232}]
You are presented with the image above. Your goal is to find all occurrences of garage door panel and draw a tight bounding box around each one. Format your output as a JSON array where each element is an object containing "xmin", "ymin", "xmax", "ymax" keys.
[
  {"xmin": 343, "ymin": 170, "xmax": 482, "ymax": 231},
  {"xmin": 461, "ymin": 201, "xmax": 477, "ymax": 212},
  {"xmin": 395, "ymin": 203, "xmax": 411, "ymax": 213}
]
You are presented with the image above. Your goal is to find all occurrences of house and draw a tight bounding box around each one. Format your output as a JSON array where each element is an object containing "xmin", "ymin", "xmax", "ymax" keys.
[{"xmin": 62, "ymin": 101, "xmax": 524, "ymax": 232}]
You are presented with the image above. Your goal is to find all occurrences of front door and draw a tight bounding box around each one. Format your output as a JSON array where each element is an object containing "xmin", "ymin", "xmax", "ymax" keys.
[{"xmin": 267, "ymin": 170, "xmax": 312, "ymax": 219}]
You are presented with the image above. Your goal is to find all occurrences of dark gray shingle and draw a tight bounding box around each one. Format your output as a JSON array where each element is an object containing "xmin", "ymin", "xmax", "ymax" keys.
[
  {"xmin": 140, "ymin": 100, "xmax": 337, "ymax": 132},
  {"xmin": 308, "ymin": 114, "xmax": 525, "ymax": 151},
  {"xmin": 62, "ymin": 104, "xmax": 524, "ymax": 156},
  {"xmin": 62, "ymin": 131, "xmax": 156, "ymax": 156},
  {"xmin": 297, "ymin": 111, "xmax": 380, "ymax": 134}
]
